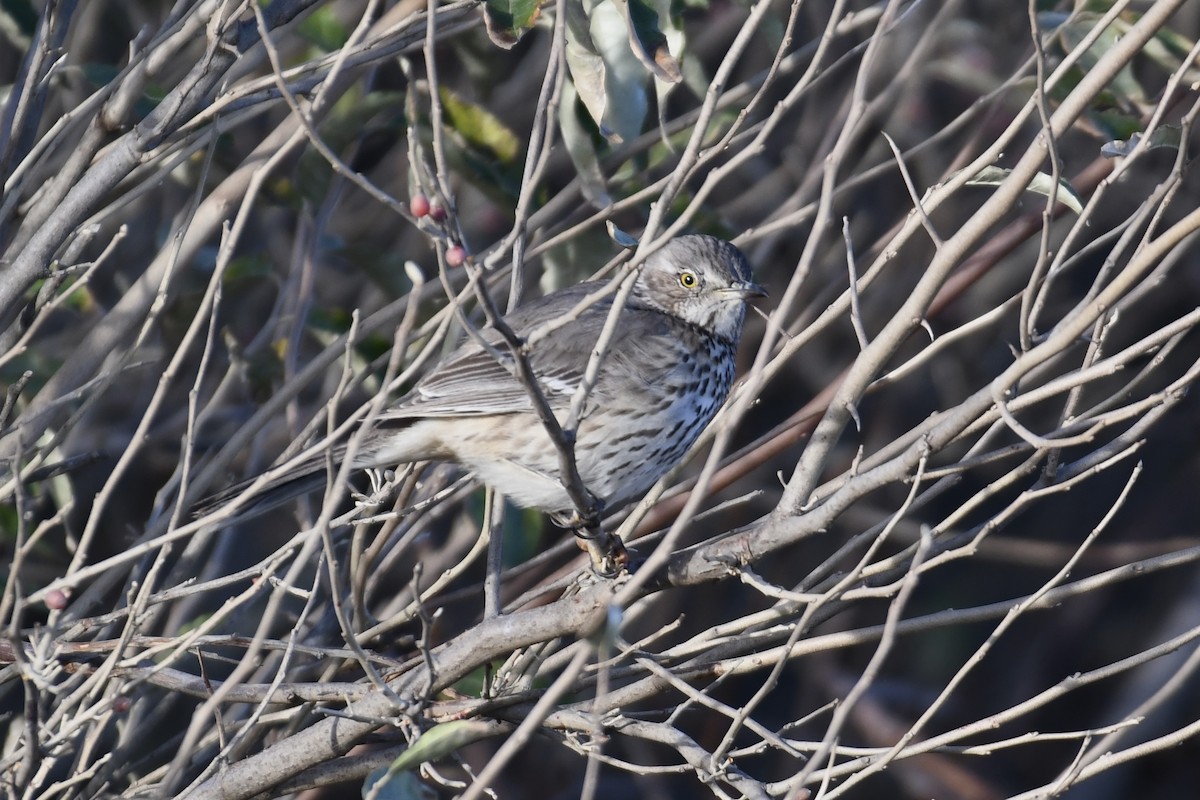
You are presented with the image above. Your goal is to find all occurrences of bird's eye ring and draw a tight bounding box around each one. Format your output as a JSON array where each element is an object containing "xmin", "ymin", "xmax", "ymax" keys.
[{"xmin": 679, "ymin": 271, "xmax": 698, "ymax": 289}]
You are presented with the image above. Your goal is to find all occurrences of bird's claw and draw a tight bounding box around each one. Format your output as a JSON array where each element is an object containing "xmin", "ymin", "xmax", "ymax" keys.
[
  {"xmin": 350, "ymin": 489, "xmax": 381, "ymax": 510},
  {"xmin": 575, "ymin": 528, "xmax": 630, "ymax": 578}
]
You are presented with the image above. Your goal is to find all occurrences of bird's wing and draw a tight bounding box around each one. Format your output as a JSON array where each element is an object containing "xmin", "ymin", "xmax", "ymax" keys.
[
  {"xmin": 381, "ymin": 283, "xmax": 621, "ymax": 420},
  {"xmin": 388, "ymin": 343, "xmax": 577, "ymax": 418}
]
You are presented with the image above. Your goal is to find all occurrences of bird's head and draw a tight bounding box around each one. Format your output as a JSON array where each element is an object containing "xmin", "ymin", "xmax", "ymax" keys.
[{"xmin": 634, "ymin": 235, "xmax": 766, "ymax": 341}]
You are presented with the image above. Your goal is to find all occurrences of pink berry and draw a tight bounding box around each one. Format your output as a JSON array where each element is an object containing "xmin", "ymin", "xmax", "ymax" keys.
[
  {"xmin": 409, "ymin": 194, "xmax": 431, "ymax": 218},
  {"xmin": 446, "ymin": 246, "xmax": 467, "ymax": 267},
  {"xmin": 45, "ymin": 589, "xmax": 68, "ymax": 610}
]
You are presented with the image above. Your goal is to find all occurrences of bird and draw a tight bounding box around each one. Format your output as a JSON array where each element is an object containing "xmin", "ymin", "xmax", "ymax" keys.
[{"xmin": 198, "ymin": 234, "xmax": 764, "ymax": 572}]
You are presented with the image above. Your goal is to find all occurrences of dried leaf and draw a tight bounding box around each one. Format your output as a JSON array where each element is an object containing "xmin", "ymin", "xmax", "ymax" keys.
[
  {"xmin": 611, "ymin": 0, "xmax": 681, "ymax": 83},
  {"xmin": 962, "ymin": 165, "xmax": 1083, "ymax": 214},
  {"xmin": 606, "ymin": 221, "xmax": 639, "ymax": 248}
]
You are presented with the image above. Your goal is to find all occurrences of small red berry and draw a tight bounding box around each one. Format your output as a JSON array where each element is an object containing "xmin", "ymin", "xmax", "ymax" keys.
[
  {"xmin": 45, "ymin": 589, "xmax": 68, "ymax": 610},
  {"xmin": 445, "ymin": 246, "xmax": 467, "ymax": 267},
  {"xmin": 429, "ymin": 203, "xmax": 447, "ymax": 223},
  {"xmin": 409, "ymin": 194, "xmax": 431, "ymax": 218},
  {"xmin": 112, "ymin": 695, "xmax": 132, "ymax": 714}
]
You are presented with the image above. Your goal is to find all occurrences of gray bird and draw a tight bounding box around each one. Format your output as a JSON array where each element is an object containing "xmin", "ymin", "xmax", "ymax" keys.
[{"xmin": 200, "ymin": 234, "xmax": 763, "ymax": 568}]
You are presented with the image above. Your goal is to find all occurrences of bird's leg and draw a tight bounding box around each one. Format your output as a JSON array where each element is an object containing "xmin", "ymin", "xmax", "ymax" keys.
[{"xmin": 550, "ymin": 508, "xmax": 629, "ymax": 577}]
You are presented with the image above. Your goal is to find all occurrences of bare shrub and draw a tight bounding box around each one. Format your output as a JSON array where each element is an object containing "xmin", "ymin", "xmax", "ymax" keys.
[{"xmin": 4, "ymin": 1, "xmax": 1200, "ymax": 798}]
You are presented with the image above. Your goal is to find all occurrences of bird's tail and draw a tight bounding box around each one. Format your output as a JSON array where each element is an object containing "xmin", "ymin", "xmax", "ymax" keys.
[{"xmin": 193, "ymin": 445, "xmax": 348, "ymax": 522}]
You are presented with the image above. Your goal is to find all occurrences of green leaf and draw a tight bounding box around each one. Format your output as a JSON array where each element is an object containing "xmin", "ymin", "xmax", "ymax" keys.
[
  {"xmin": 1101, "ymin": 125, "xmax": 1183, "ymax": 158},
  {"xmin": 438, "ymin": 87, "xmax": 521, "ymax": 164},
  {"xmin": 177, "ymin": 613, "xmax": 214, "ymax": 637},
  {"xmin": 382, "ymin": 721, "xmax": 500, "ymax": 775},
  {"xmin": 1141, "ymin": 26, "xmax": 1200, "ymax": 84},
  {"xmin": 0, "ymin": 502, "xmax": 20, "ymax": 545},
  {"xmin": 1086, "ymin": 107, "xmax": 1144, "ymax": 142},
  {"xmin": 296, "ymin": 6, "xmax": 349, "ymax": 51},
  {"xmin": 307, "ymin": 306, "xmax": 354, "ymax": 335},
  {"xmin": 483, "ymin": 0, "xmax": 542, "ymax": 48},
  {"xmin": 963, "ymin": 165, "xmax": 1083, "ymax": 214},
  {"xmin": 427, "ymin": 92, "xmax": 524, "ymax": 200},
  {"xmin": 1055, "ymin": 13, "xmax": 1146, "ymax": 108},
  {"xmin": 223, "ymin": 253, "xmax": 273, "ymax": 282},
  {"xmin": 559, "ymin": 79, "xmax": 612, "ymax": 208},
  {"xmin": 564, "ymin": 0, "xmax": 613, "ymax": 140},
  {"xmin": 565, "ymin": 0, "xmax": 648, "ymax": 144}
]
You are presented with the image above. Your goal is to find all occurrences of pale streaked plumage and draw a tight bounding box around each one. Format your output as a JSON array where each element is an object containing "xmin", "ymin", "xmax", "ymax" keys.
[{"xmin": 199, "ymin": 235, "xmax": 763, "ymax": 523}]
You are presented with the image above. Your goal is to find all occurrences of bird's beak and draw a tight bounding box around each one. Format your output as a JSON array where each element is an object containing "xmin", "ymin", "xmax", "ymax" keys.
[{"xmin": 723, "ymin": 280, "xmax": 768, "ymax": 300}]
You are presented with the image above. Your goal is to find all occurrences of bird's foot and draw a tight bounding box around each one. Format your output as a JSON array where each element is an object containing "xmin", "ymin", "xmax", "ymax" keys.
[
  {"xmin": 573, "ymin": 527, "xmax": 630, "ymax": 578},
  {"xmin": 550, "ymin": 507, "xmax": 627, "ymax": 577}
]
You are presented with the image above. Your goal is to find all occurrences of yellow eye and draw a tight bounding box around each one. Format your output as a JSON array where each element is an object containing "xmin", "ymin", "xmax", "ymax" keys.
[{"xmin": 679, "ymin": 271, "xmax": 698, "ymax": 289}]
